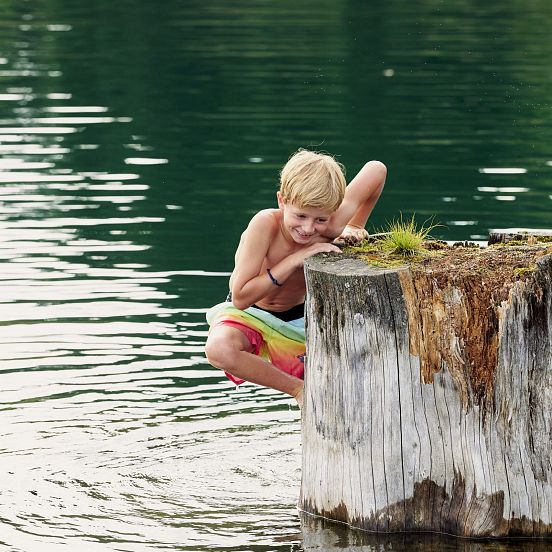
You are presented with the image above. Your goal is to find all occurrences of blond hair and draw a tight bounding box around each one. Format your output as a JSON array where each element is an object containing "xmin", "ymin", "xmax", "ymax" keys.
[{"xmin": 279, "ymin": 149, "xmax": 346, "ymax": 212}]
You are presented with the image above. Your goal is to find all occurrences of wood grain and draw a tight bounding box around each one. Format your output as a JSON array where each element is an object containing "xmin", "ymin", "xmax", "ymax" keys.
[{"xmin": 300, "ymin": 247, "xmax": 552, "ymax": 537}]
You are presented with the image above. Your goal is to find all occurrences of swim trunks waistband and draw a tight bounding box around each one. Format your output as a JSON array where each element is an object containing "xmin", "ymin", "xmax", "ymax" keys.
[{"xmin": 225, "ymin": 292, "xmax": 304, "ymax": 322}]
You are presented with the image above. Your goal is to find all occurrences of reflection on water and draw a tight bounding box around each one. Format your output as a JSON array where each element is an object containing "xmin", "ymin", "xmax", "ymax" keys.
[
  {"xmin": 0, "ymin": 0, "xmax": 551, "ymax": 551},
  {"xmin": 300, "ymin": 514, "xmax": 551, "ymax": 552}
]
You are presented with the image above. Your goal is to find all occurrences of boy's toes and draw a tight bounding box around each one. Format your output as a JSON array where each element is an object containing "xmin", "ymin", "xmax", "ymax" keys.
[{"xmin": 293, "ymin": 386, "xmax": 303, "ymax": 409}]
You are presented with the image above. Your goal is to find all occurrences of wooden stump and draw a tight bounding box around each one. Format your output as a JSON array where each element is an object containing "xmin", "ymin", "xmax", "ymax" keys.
[
  {"xmin": 300, "ymin": 239, "xmax": 552, "ymax": 538},
  {"xmin": 488, "ymin": 228, "xmax": 552, "ymax": 245}
]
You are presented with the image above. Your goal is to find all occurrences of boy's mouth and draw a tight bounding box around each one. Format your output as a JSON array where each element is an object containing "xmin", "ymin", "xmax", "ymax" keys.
[{"xmin": 295, "ymin": 229, "xmax": 314, "ymax": 240}]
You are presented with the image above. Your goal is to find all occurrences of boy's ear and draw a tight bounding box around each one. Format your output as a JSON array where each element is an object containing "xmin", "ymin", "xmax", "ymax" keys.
[{"xmin": 276, "ymin": 191, "xmax": 286, "ymax": 209}]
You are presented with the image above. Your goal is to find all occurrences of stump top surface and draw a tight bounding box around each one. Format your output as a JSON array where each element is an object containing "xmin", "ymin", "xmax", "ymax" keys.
[
  {"xmin": 305, "ymin": 254, "xmax": 405, "ymax": 276},
  {"xmin": 309, "ymin": 242, "xmax": 552, "ymax": 284}
]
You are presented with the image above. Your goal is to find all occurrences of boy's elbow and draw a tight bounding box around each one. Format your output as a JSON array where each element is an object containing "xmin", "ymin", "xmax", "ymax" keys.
[
  {"xmin": 366, "ymin": 160, "xmax": 387, "ymax": 178},
  {"xmin": 232, "ymin": 299, "xmax": 250, "ymax": 311},
  {"xmin": 230, "ymin": 293, "xmax": 251, "ymax": 311}
]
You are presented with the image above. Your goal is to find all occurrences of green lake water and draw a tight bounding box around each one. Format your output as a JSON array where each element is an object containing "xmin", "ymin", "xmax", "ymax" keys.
[{"xmin": 0, "ymin": 1, "xmax": 550, "ymax": 550}]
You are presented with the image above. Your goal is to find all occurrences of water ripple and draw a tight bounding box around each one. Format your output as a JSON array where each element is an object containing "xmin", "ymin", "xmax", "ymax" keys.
[{"xmin": 3, "ymin": 1, "xmax": 550, "ymax": 551}]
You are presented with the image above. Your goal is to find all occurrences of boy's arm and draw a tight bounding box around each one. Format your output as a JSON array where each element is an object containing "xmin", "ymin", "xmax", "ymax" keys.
[
  {"xmin": 229, "ymin": 212, "xmax": 278, "ymax": 310},
  {"xmin": 230, "ymin": 211, "xmax": 340, "ymax": 310},
  {"xmin": 324, "ymin": 160, "xmax": 387, "ymax": 239}
]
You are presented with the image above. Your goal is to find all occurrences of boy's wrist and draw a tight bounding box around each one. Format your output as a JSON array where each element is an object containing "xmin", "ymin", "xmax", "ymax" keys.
[{"xmin": 266, "ymin": 268, "xmax": 283, "ymax": 287}]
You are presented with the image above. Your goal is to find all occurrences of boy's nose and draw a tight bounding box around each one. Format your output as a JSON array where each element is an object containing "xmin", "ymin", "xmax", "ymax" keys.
[{"xmin": 303, "ymin": 221, "xmax": 315, "ymax": 233}]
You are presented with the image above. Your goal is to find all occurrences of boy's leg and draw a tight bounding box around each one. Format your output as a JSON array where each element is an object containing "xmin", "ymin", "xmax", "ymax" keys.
[{"xmin": 205, "ymin": 324, "xmax": 303, "ymax": 404}]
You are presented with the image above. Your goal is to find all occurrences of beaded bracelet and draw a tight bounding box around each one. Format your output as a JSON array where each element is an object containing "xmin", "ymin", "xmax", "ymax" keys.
[{"xmin": 266, "ymin": 268, "xmax": 283, "ymax": 287}]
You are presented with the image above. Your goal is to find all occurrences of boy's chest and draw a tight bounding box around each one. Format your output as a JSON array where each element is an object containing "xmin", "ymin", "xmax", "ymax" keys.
[
  {"xmin": 262, "ymin": 237, "xmax": 308, "ymax": 302},
  {"xmin": 265, "ymin": 236, "xmax": 301, "ymax": 269}
]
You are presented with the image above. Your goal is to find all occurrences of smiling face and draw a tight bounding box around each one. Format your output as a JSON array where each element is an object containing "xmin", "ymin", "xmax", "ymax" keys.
[{"xmin": 277, "ymin": 192, "xmax": 332, "ymax": 244}]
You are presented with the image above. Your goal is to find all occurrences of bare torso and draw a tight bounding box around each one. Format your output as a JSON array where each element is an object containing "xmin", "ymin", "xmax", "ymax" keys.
[{"xmin": 230, "ymin": 209, "xmax": 326, "ymax": 311}]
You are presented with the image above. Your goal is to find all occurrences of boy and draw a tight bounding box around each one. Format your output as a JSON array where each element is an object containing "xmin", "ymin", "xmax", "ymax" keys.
[{"xmin": 205, "ymin": 149, "xmax": 386, "ymax": 407}]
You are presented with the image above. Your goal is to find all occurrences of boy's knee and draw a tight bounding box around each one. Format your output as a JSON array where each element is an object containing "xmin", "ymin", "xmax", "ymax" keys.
[
  {"xmin": 205, "ymin": 337, "xmax": 225, "ymax": 368},
  {"xmin": 205, "ymin": 333, "xmax": 239, "ymax": 370}
]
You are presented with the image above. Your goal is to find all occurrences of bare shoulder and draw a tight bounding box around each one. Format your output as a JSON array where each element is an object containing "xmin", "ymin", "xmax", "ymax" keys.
[
  {"xmin": 235, "ymin": 209, "xmax": 279, "ymax": 256},
  {"xmin": 244, "ymin": 208, "xmax": 280, "ymax": 235},
  {"xmin": 250, "ymin": 208, "xmax": 279, "ymax": 225}
]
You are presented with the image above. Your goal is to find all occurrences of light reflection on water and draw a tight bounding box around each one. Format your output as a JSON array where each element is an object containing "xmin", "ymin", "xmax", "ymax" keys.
[
  {"xmin": 1, "ymin": 1, "xmax": 551, "ymax": 551},
  {"xmin": 0, "ymin": 63, "xmax": 301, "ymax": 548}
]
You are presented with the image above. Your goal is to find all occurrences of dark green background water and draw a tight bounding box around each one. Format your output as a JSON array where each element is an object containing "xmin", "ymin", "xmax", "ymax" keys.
[{"xmin": 0, "ymin": 1, "xmax": 550, "ymax": 551}]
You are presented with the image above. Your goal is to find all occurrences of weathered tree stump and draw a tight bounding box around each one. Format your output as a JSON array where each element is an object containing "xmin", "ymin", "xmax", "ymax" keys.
[
  {"xmin": 300, "ymin": 237, "xmax": 552, "ymax": 538},
  {"xmin": 488, "ymin": 228, "xmax": 552, "ymax": 245}
]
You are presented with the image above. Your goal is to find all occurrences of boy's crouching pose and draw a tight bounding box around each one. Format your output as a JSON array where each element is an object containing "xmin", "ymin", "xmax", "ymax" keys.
[{"xmin": 205, "ymin": 149, "xmax": 386, "ymax": 407}]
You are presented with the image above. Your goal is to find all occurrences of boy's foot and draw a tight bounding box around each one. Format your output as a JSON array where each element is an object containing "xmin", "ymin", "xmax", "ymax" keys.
[{"xmin": 293, "ymin": 386, "xmax": 303, "ymax": 409}]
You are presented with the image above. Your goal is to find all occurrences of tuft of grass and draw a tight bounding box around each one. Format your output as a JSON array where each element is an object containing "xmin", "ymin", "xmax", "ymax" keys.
[
  {"xmin": 378, "ymin": 214, "xmax": 440, "ymax": 257},
  {"xmin": 344, "ymin": 214, "xmax": 444, "ymax": 268}
]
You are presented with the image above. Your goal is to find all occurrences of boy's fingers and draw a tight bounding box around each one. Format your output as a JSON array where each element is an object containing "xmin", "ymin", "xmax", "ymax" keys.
[{"xmin": 334, "ymin": 228, "xmax": 368, "ymax": 246}]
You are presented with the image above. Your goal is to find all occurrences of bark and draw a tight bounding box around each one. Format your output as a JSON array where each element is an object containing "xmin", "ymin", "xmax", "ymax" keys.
[{"xmin": 300, "ymin": 241, "xmax": 552, "ymax": 538}]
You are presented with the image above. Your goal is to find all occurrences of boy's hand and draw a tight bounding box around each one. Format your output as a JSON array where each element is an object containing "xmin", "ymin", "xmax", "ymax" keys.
[
  {"xmin": 334, "ymin": 224, "xmax": 369, "ymax": 246},
  {"xmin": 294, "ymin": 242, "xmax": 341, "ymax": 267}
]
